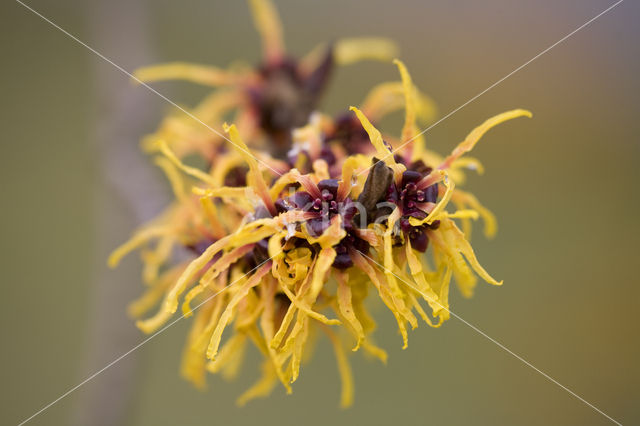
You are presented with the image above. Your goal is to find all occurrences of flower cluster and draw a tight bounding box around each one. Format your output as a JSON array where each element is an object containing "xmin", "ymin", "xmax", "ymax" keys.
[{"xmin": 109, "ymin": 0, "xmax": 530, "ymax": 407}]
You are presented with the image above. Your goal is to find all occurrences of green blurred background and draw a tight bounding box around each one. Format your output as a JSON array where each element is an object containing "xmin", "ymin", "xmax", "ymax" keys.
[{"xmin": 2, "ymin": 0, "xmax": 639, "ymax": 425}]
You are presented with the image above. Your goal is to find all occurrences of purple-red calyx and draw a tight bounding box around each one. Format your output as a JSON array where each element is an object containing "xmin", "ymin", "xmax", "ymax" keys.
[{"xmin": 275, "ymin": 178, "xmax": 369, "ymax": 269}]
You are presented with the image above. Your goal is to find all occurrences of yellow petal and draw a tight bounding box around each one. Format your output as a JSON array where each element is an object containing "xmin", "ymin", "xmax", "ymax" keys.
[
  {"xmin": 181, "ymin": 244, "xmax": 254, "ymax": 317},
  {"xmin": 279, "ymin": 282, "xmax": 340, "ymax": 326},
  {"xmin": 337, "ymin": 155, "xmax": 365, "ymax": 201},
  {"xmin": 153, "ymin": 157, "xmax": 186, "ymax": 201},
  {"xmin": 258, "ymin": 278, "xmax": 293, "ymax": 393},
  {"xmin": 350, "ymin": 250, "xmax": 409, "ymax": 349},
  {"xmin": 323, "ymin": 326, "xmax": 354, "ymax": 408},
  {"xmin": 180, "ymin": 301, "xmax": 217, "ymax": 389},
  {"xmin": 270, "ymin": 300, "xmax": 297, "ymax": 350},
  {"xmin": 440, "ymin": 109, "xmax": 532, "ymax": 169},
  {"xmin": 361, "ymin": 81, "xmax": 437, "ymax": 126},
  {"xmin": 409, "ymin": 171, "xmax": 455, "ymax": 227},
  {"xmin": 450, "ymin": 157, "xmax": 485, "ymax": 177},
  {"xmin": 155, "ymin": 139, "xmax": 217, "ymax": 186},
  {"xmin": 308, "ymin": 247, "xmax": 336, "ymax": 301},
  {"xmin": 236, "ymin": 360, "xmax": 278, "ymax": 406},
  {"xmin": 198, "ymin": 196, "xmax": 227, "ymax": 239},
  {"xmin": 248, "ymin": 0, "xmax": 285, "ymax": 63},
  {"xmin": 206, "ymin": 262, "xmax": 271, "ymax": 360},
  {"xmin": 393, "ymin": 59, "xmax": 418, "ymax": 145},
  {"xmin": 349, "ymin": 106, "xmax": 396, "ymax": 168},
  {"xmin": 108, "ymin": 225, "xmax": 169, "ymax": 268},
  {"xmin": 141, "ymin": 234, "xmax": 175, "ymax": 285},
  {"xmin": 443, "ymin": 218, "xmax": 502, "ymax": 285},
  {"xmin": 383, "ymin": 208, "xmax": 402, "ymax": 296},
  {"xmin": 206, "ymin": 333, "xmax": 247, "ymax": 376},
  {"xmin": 404, "ymin": 241, "xmax": 441, "ymax": 316},
  {"xmin": 223, "ymin": 123, "xmax": 276, "ymax": 215},
  {"xmin": 335, "ymin": 271, "xmax": 364, "ymax": 351},
  {"xmin": 451, "ymin": 189, "xmax": 497, "ymax": 239},
  {"xmin": 269, "ymin": 170, "xmax": 301, "ymax": 201},
  {"xmin": 303, "ymin": 216, "xmax": 346, "ymax": 250},
  {"xmin": 128, "ymin": 263, "xmax": 185, "ymax": 318},
  {"xmin": 361, "ymin": 339, "xmax": 388, "ymax": 364},
  {"xmin": 290, "ymin": 316, "xmax": 309, "ymax": 383},
  {"xmin": 334, "ymin": 37, "xmax": 398, "ymax": 65},
  {"xmin": 133, "ymin": 62, "xmax": 235, "ymax": 86}
]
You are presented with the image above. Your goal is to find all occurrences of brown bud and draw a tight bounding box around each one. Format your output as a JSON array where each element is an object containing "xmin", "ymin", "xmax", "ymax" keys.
[{"xmin": 357, "ymin": 158, "xmax": 393, "ymax": 213}]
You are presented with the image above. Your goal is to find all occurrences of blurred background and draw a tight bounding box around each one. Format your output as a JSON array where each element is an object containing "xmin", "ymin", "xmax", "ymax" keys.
[{"xmin": 2, "ymin": 0, "xmax": 639, "ymax": 425}]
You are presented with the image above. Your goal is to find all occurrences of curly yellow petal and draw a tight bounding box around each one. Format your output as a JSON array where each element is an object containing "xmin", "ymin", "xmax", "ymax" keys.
[
  {"xmin": 155, "ymin": 139, "xmax": 217, "ymax": 186},
  {"xmin": 349, "ymin": 106, "xmax": 396, "ymax": 168},
  {"xmin": 440, "ymin": 109, "xmax": 532, "ymax": 169},
  {"xmin": 207, "ymin": 263, "xmax": 271, "ymax": 360}
]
